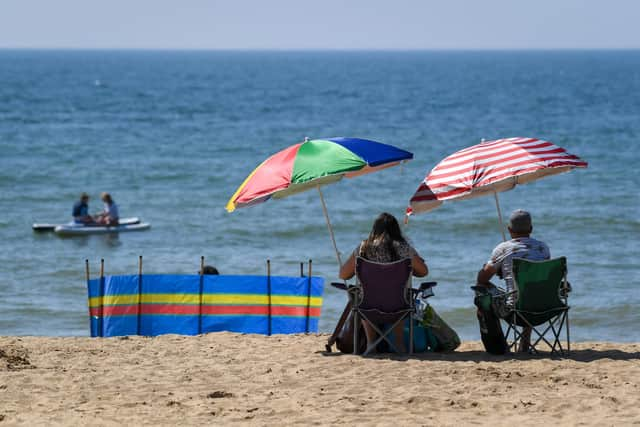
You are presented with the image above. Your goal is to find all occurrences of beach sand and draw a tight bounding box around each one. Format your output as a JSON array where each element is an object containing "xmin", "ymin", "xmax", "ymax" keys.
[{"xmin": 1, "ymin": 333, "xmax": 639, "ymax": 426}]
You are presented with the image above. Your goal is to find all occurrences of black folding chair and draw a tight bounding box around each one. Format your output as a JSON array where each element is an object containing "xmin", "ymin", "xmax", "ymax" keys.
[{"xmin": 348, "ymin": 257, "xmax": 415, "ymax": 355}]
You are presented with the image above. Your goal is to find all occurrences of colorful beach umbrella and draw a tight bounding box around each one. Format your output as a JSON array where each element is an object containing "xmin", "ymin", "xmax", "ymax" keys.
[
  {"xmin": 407, "ymin": 137, "xmax": 588, "ymax": 240},
  {"xmin": 227, "ymin": 137, "xmax": 413, "ymax": 265}
]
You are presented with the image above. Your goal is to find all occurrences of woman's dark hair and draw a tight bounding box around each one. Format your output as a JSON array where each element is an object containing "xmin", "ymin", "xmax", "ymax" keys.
[{"xmin": 360, "ymin": 212, "xmax": 407, "ymax": 261}]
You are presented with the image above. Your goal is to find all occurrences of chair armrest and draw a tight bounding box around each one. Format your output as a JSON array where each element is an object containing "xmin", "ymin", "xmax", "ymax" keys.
[
  {"xmin": 331, "ymin": 282, "xmax": 358, "ymax": 295},
  {"xmin": 471, "ymin": 285, "xmax": 515, "ymax": 298},
  {"xmin": 419, "ymin": 281, "xmax": 437, "ymax": 291},
  {"xmin": 413, "ymin": 282, "xmax": 437, "ymax": 299},
  {"xmin": 560, "ymin": 281, "xmax": 572, "ymax": 297},
  {"xmin": 330, "ymin": 282, "xmax": 348, "ymax": 291}
]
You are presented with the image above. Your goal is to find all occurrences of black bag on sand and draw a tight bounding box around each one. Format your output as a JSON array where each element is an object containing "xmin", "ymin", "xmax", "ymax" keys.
[
  {"xmin": 336, "ymin": 310, "xmax": 367, "ymax": 354},
  {"xmin": 473, "ymin": 291, "xmax": 508, "ymax": 355}
]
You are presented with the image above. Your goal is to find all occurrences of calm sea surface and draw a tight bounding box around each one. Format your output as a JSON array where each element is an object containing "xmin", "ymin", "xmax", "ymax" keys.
[{"xmin": 1, "ymin": 50, "xmax": 638, "ymax": 341}]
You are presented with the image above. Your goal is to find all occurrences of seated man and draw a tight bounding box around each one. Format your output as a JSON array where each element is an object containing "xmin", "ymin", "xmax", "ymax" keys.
[
  {"xmin": 72, "ymin": 192, "xmax": 94, "ymax": 224},
  {"xmin": 476, "ymin": 209, "xmax": 550, "ymax": 352}
]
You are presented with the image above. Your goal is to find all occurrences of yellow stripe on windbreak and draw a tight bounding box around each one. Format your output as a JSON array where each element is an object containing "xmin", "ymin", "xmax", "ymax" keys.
[
  {"xmin": 203, "ymin": 294, "xmax": 322, "ymax": 307},
  {"xmin": 89, "ymin": 293, "xmax": 323, "ymax": 308}
]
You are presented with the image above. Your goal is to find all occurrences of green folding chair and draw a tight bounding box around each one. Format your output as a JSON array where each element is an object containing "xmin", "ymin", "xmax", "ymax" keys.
[{"xmin": 504, "ymin": 257, "xmax": 571, "ymax": 355}]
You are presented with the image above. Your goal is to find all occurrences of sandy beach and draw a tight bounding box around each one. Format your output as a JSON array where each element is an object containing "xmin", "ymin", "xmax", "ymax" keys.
[{"xmin": 1, "ymin": 333, "xmax": 638, "ymax": 426}]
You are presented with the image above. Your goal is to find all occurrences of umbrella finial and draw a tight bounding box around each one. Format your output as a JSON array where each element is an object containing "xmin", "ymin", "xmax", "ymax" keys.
[{"xmin": 304, "ymin": 136, "xmax": 310, "ymax": 142}]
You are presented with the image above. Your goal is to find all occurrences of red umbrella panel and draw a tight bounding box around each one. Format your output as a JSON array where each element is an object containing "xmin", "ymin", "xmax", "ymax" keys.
[{"xmin": 407, "ymin": 137, "xmax": 588, "ymax": 239}]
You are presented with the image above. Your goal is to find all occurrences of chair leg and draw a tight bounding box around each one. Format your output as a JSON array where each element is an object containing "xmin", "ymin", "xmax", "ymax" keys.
[
  {"xmin": 353, "ymin": 310, "xmax": 359, "ymax": 355},
  {"xmin": 360, "ymin": 314, "xmax": 409, "ymax": 355},
  {"xmin": 566, "ymin": 310, "xmax": 571, "ymax": 355},
  {"xmin": 531, "ymin": 321, "xmax": 556, "ymax": 352},
  {"xmin": 359, "ymin": 313, "xmax": 387, "ymax": 355},
  {"xmin": 512, "ymin": 309, "xmax": 570, "ymax": 356},
  {"xmin": 409, "ymin": 316, "xmax": 414, "ymax": 355},
  {"xmin": 362, "ymin": 317, "xmax": 388, "ymax": 355},
  {"xmin": 551, "ymin": 316, "xmax": 565, "ymax": 354},
  {"xmin": 515, "ymin": 313, "xmax": 536, "ymax": 353},
  {"xmin": 506, "ymin": 313, "xmax": 526, "ymax": 352},
  {"xmin": 524, "ymin": 312, "xmax": 571, "ymax": 356},
  {"xmin": 552, "ymin": 311, "xmax": 570, "ymax": 356}
]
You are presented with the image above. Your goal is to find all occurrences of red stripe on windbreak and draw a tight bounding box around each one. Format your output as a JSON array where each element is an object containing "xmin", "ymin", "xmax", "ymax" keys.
[
  {"xmin": 425, "ymin": 155, "xmax": 586, "ymax": 191},
  {"xmin": 202, "ymin": 305, "xmax": 321, "ymax": 317},
  {"xmin": 432, "ymin": 142, "xmax": 558, "ymax": 173},
  {"xmin": 90, "ymin": 305, "xmax": 139, "ymax": 316},
  {"xmin": 90, "ymin": 305, "xmax": 321, "ymax": 317},
  {"xmin": 90, "ymin": 305, "xmax": 199, "ymax": 316}
]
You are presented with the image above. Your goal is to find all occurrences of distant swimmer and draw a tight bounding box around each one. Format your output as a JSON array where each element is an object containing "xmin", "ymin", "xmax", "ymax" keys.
[
  {"xmin": 95, "ymin": 192, "xmax": 120, "ymax": 226},
  {"xmin": 72, "ymin": 192, "xmax": 94, "ymax": 224}
]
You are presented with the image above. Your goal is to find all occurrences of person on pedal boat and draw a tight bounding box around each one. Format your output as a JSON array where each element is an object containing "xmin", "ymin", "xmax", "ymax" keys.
[
  {"xmin": 72, "ymin": 192, "xmax": 94, "ymax": 224},
  {"xmin": 95, "ymin": 192, "xmax": 119, "ymax": 226}
]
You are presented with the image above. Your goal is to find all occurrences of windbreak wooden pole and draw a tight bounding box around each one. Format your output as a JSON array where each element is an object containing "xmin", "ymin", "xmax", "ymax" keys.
[
  {"xmin": 267, "ymin": 259, "xmax": 272, "ymax": 336},
  {"xmin": 137, "ymin": 255, "xmax": 143, "ymax": 336},
  {"xmin": 305, "ymin": 259, "xmax": 312, "ymax": 333},
  {"xmin": 85, "ymin": 259, "xmax": 91, "ymax": 336},
  {"xmin": 198, "ymin": 256, "xmax": 205, "ymax": 335},
  {"xmin": 99, "ymin": 258, "xmax": 105, "ymax": 338}
]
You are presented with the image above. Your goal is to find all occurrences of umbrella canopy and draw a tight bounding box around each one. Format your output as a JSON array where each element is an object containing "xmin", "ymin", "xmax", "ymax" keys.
[
  {"xmin": 407, "ymin": 137, "xmax": 587, "ymax": 239},
  {"xmin": 226, "ymin": 137, "xmax": 413, "ymax": 265},
  {"xmin": 227, "ymin": 137, "xmax": 413, "ymax": 212}
]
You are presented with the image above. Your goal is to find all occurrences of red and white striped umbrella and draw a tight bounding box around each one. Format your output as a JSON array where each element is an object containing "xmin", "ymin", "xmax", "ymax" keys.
[{"xmin": 407, "ymin": 137, "xmax": 588, "ymax": 238}]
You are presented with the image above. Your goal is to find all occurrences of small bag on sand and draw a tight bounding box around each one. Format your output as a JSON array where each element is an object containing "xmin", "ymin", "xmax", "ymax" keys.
[
  {"xmin": 473, "ymin": 286, "xmax": 508, "ymax": 355},
  {"xmin": 421, "ymin": 305, "xmax": 461, "ymax": 352},
  {"xmin": 335, "ymin": 309, "xmax": 367, "ymax": 354}
]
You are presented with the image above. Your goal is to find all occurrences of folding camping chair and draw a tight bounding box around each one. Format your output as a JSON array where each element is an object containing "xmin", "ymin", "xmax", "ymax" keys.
[
  {"xmin": 348, "ymin": 257, "xmax": 415, "ymax": 356},
  {"xmin": 504, "ymin": 257, "xmax": 571, "ymax": 355}
]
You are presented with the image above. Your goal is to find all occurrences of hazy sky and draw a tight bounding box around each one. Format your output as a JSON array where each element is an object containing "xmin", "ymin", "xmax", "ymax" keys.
[{"xmin": 1, "ymin": 0, "xmax": 639, "ymax": 50}]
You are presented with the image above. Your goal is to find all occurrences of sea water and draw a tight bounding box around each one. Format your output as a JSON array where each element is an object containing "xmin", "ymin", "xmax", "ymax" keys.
[{"xmin": 1, "ymin": 50, "xmax": 638, "ymax": 341}]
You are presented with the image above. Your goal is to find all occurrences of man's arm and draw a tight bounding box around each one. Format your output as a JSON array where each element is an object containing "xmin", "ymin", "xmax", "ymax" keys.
[{"xmin": 477, "ymin": 263, "xmax": 497, "ymax": 285}]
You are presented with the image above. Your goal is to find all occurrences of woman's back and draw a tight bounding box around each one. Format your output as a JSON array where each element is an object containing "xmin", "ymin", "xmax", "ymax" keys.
[{"xmin": 358, "ymin": 239, "xmax": 416, "ymax": 263}]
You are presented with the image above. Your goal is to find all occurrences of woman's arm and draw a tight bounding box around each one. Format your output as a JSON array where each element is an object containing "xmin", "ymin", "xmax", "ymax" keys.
[
  {"xmin": 339, "ymin": 252, "xmax": 356, "ymax": 280},
  {"xmin": 411, "ymin": 254, "xmax": 428, "ymax": 277}
]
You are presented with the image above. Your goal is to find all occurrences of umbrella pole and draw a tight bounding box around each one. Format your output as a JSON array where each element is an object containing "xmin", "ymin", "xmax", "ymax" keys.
[
  {"xmin": 493, "ymin": 191, "xmax": 507, "ymax": 242},
  {"xmin": 317, "ymin": 186, "xmax": 342, "ymax": 267}
]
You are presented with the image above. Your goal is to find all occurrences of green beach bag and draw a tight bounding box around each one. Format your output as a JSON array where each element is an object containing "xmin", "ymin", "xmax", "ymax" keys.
[{"xmin": 421, "ymin": 305, "xmax": 461, "ymax": 352}]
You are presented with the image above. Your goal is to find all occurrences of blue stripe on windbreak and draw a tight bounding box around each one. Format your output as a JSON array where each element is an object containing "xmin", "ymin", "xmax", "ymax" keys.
[{"xmin": 90, "ymin": 314, "xmax": 319, "ymax": 337}]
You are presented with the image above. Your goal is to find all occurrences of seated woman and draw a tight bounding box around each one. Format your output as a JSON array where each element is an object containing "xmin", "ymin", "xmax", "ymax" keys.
[
  {"xmin": 339, "ymin": 212, "xmax": 428, "ymax": 353},
  {"xmin": 95, "ymin": 192, "xmax": 120, "ymax": 226}
]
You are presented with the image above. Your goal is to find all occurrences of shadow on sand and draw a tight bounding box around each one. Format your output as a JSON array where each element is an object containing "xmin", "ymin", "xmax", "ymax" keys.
[{"xmin": 319, "ymin": 347, "xmax": 640, "ymax": 363}]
